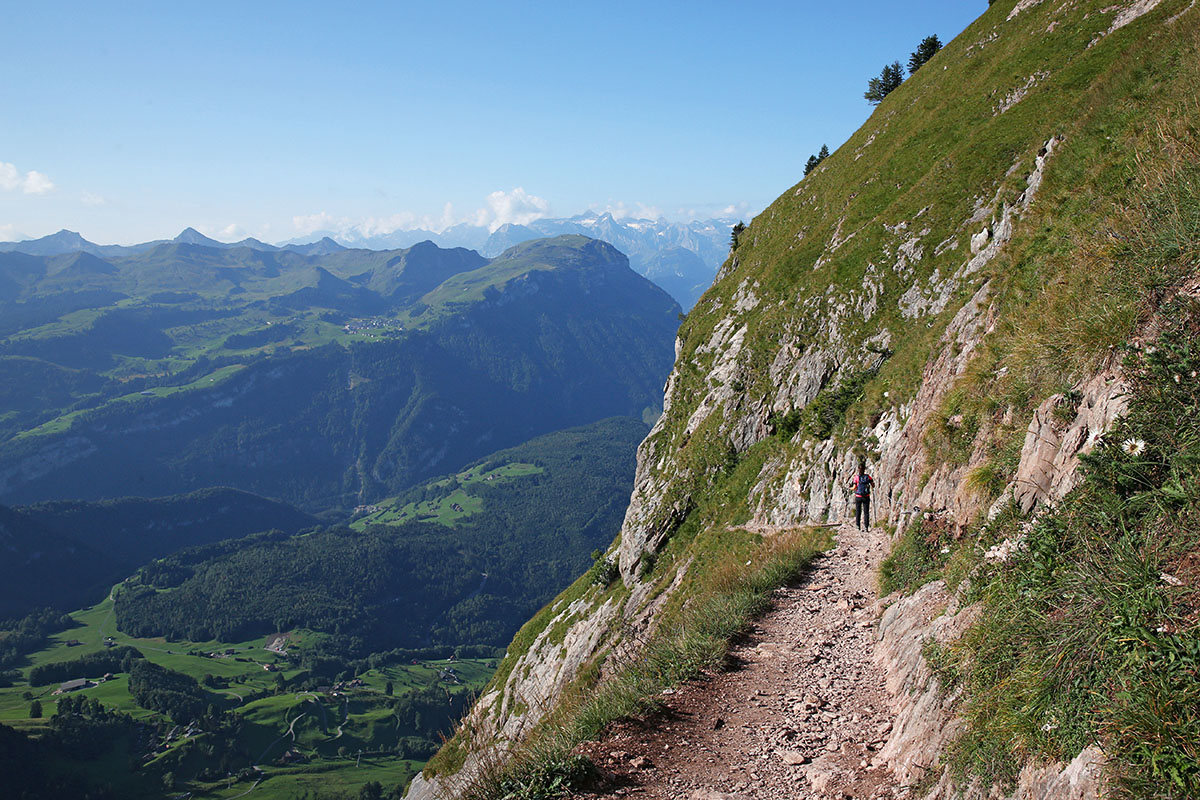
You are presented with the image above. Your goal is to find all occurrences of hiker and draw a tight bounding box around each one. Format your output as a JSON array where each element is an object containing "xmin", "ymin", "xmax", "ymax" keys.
[{"xmin": 849, "ymin": 465, "xmax": 874, "ymax": 530}]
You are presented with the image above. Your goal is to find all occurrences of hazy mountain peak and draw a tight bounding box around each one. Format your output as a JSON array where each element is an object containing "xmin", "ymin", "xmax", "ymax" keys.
[
  {"xmin": 173, "ymin": 227, "xmax": 221, "ymax": 246},
  {"xmin": 282, "ymin": 236, "xmax": 346, "ymax": 255}
]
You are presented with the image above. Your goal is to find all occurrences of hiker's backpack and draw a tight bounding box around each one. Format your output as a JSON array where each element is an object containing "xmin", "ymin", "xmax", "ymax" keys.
[{"xmin": 855, "ymin": 473, "xmax": 871, "ymax": 498}]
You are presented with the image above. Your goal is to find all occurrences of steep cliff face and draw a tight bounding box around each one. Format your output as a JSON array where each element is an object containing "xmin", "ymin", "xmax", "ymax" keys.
[{"xmin": 413, "ymin": 1, "xmax": 1199, "ymax": 797}]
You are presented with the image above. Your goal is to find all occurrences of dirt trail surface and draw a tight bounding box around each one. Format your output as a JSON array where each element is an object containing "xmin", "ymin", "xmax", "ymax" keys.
[{"xmin": 575, "ymin": 524, "xmax": 904, "ymax": 800}]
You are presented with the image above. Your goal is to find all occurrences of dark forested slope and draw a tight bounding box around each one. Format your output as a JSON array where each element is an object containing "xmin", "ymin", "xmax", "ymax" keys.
[
  {"xmin": 113, "ymin": 417, "xmax": 648, "ymax": 650},
  {"xmin": 0, "ymin": 488, "xmax": 317, "ymax": 619}
]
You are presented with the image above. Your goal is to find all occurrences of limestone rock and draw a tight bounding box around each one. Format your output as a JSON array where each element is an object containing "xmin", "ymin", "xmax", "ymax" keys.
[
  {"xmin": 689, "ymin": 790, "xmax": 747, "ymax": 800},
  {"xmin": 1013, "ymin": 371, "xmax": 1127, "ymax": 513},
  {"xmin": 970, "ymin": 227, "xmax": 990, "ymax": 254}
]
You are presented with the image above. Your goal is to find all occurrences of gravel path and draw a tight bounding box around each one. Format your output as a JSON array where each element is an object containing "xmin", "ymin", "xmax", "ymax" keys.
[{"xmin": 575, "ymin": 524, "xmax": 903, "ymax": 800}]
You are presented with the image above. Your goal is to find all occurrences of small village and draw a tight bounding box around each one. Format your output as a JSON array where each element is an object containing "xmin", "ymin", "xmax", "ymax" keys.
[{"xmin": 342, "ymin": 317, "xmax": 404, "ymax": 337}]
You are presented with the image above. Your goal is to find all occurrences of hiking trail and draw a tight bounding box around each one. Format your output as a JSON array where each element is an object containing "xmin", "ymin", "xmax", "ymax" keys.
[{"xmin": 575, "ymin": 523, "xmax": 904, "ymax": 800}]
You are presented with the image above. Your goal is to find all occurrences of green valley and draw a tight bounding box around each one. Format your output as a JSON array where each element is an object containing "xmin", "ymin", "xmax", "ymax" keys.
[
  {"xmin": 0, "ymin": 591, "xmax": 494, "ymax": 800},
  {"xmin": 352, "ymin": 462, "xmax": 545, "ymax": 530},
  {"xmin": 0, "ymin": 417, "xmax": 648, "ymax": 798}
]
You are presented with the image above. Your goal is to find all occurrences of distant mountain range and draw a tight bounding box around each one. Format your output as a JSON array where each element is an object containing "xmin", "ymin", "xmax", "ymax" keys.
[
  {"xmin": 0, "ymin": 234, "xmax": 680, "ymax": 511},
  {"xmin": 0, "ymin": 226, "xmax": 348, "ymax": 259},
  {"xmin": 1, "ymin": 211, "xmax": 736, "ymax": 308}
]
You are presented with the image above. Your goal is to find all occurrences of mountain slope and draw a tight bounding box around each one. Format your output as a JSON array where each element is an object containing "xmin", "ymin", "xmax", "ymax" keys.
[
  {"xmin": 0, "ymin": 488, "xmax": 318, "ymax": 619},
  {"xmin": 0, "ymin": 235, "xmax": 678, "ymax": 511},
  {"xmin": 414, "ymin": 2, "xmax": 1200, "ymax": 798},
  {"xmin": 3, "ymin": 213, "xmax": 731, "ymax": 309},
  {"xmin": 111, "ymin": 417, "xmax": 647, "ymax": 649}
]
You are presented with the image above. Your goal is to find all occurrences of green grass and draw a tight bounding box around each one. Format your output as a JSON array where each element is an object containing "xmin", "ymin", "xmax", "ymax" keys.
[
  {"xmin": 937, "ymin": 314, "xmax": 1200, "ymax": 797},
  {"xmin": 404, "ymin": 241, "xmax": 569, "ymax": 325},
  {"xmin": 0, "ymin": 593, "xmax": 300, "ymax": 723},
  {"xmin": 352, "ymin": 462, "xmax": 544, "ymax": 530},
  {"xmin": 0, "ymin": 583, "xmax": 497, "ymax": 798},
  {"xmin": 13, "ymin": 363, "xmax": 249, "ymax": 440},
  {"xmin": 189, "ymin": 756, "xmax": 424, "ymax": 800}
]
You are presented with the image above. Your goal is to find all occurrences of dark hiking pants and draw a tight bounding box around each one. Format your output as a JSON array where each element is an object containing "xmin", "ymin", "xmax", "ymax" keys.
[{"xmin": 855, "ymin": 496, "xmax": 870, "ymax": 529}]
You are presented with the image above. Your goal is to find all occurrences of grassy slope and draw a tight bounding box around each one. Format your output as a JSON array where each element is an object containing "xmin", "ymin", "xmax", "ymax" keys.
[
  {"xmin": 428, "ymin": 0, "xmax": 1200, "ymax": 796},
  {"xmin": 635, "ymin": 0, "xmax": 1191, "ymax": 505},
  {"xmin": 644, "ymin": 0, "xmax": 1200, "ymax": 596},
  {"xmin": 351, "ymin": 462, "xmax": 544, "ymax": 530}
]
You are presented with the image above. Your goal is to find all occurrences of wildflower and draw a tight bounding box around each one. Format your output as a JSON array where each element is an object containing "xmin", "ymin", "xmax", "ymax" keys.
[
  {"xmin": 1175, "ymin": 374, "xmax": 1182, "ymax": 384},
  {"xmin": 940, "ymin": 547, "xmax": 951, "ymax": 554},
  {"xmin": 1121, "ymin": 438, "xmax": 1146, "ymax": 457}
]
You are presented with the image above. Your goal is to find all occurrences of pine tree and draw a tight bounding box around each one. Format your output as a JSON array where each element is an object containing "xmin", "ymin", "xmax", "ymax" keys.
[
  {"xmin": 864, "ymin": 61, "xmax": 905, "ymax": 105},
  {"xmin": 806, "ymin": 145, "xmax": 831, "ymax": 177},
  {"xmin": 730, "ymin": 221, "xmax": 747, "ymax": 249},
  {"xmin": 908, "ymin": 35, "xmax": 943, "ymax": 74},
  {"xmin": 29, "ymin": 699, "xmax": 42, "ymax": 718}
]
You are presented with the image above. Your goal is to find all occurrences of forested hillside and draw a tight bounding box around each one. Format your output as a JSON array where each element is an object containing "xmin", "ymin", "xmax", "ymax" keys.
[
  {"xmin": 0, "ymin": 417, "xmax": 647, "ymax": 800},
  {"xmin": 113, "ymin": 417, "xmax": 647, "ymax": 650},
  {"xmin": 0, "ymin": 488, "xmax": 317, "ymax": 619},
  {"xmin": 0, "ymin": 235, "xmax": 678, "ymax": 511}
]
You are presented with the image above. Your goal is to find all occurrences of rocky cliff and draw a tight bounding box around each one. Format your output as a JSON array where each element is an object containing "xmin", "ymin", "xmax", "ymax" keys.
[{"xmin": 412, "ymin": 1, "xmax": 1200, "ymax": 797}]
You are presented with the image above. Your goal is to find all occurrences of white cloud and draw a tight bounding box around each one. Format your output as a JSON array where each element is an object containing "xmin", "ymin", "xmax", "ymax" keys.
[
  {"xmin": 358, "ymin": 211, "xmax": 423, "ymax": 237},
  {"xmin": 472, "ymin": 187, "xmax": 551, "ymax": 232},
  {"xmin": 590, "ymin": 200, "xmax": 664, "ymax": 221},
  {"xmin": 22, "ymin": 171, "xmax": 54, "ymax": 195},
  {"xmin": 293, "ymin": 190, "xmax": 551, "ymax": 240},
  {"xmin": 80, "ymin": 191, "xmax": 106, "ymax": 207},
  {"xmin": 193, "ymin": 223, "xmax": 250, "ymax": 242},
  {"xmin": 292, "ymin": 211, "xmax": 352, "ymax": 237},
  {"xmin": 675, "ymin": 201, "xmax": 750, "ymax": 221},
  {"xmin": 0, "ymin": 162, "xmax": 55, "ymax": 194},
  {"xmin": 0, "ymin": 223, "xmax": 25, "ymax": 242}
]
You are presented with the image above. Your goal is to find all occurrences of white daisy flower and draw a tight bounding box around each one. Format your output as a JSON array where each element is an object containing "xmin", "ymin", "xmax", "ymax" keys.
[{"xmin": 1121, "ymin": 438, "xmax": 1146, "ymax": 457}]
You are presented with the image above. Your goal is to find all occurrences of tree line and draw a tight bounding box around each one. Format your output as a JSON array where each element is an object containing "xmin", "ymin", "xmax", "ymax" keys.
[
  {"xmin": 864, "ymin": 34, "xmax": 942, "ymax": 104},
  {"xmin": 28, "ymin": 645, "xmax": 143, "ymax": 686}
]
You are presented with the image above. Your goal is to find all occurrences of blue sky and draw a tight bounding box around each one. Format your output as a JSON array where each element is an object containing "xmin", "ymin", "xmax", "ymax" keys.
[{"xmin": 1, "ymin": 2, "xmax": 983, "ymax": 244}]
